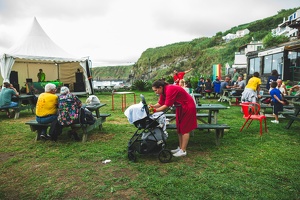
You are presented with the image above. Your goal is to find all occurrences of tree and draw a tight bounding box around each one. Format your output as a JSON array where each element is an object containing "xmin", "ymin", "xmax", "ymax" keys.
[{"xmin": 262, "ymin": 33, "xmax": 289, "ymax": 48}]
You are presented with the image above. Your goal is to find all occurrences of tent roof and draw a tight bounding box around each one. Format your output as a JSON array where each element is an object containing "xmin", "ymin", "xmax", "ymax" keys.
[{"xmin": 5, "ymin": 17, "xmax": 86, "ymax": 63}]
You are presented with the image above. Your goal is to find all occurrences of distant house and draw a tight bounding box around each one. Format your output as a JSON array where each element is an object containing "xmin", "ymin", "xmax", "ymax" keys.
[
  {"xmin": 232, "ymin": 41, "xmax": 263, "ymax": 69},
  {"xmin": 222, "ymin": 29, "xmax": 250, "ymax": 42},
  {"xmin": 272, "ymin": 9, "xmax": 300, "ymax": 38},
  {"xmin": 236, "ymin": 29, "xmax": 250, "ymax": 38},
  {"xmin": 222, "ymin": 33, "xmax": 236, "ymax": 42}
]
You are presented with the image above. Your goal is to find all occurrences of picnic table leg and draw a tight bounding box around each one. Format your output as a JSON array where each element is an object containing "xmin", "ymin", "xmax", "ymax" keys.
[
  {"xmin": 82, "ymin": 128, "xmax": 88, "ymax": 142},
  {"xmin": 124, "ymin": 94, "xmax": 126, "ymax": 112},
  {"xmin": 112, "ymin": 94, "xmax": 114, "ymax": 110},
  {"xmin": 134, "ymin": 93, "xmax": 136, "ymax": 104},
  {"xmin": 286, "ymin": 119, "xmax": 295, "ymax": 129},
  {"xmin": 215, "ymin": 129, "xmax": 221, "ymax": 146},
  {"xmin": 208, "ymin": 111, "xmax": 212, "ymax": 124},
  {"xmin": 286, "ymin": 109, "xmax": 300, "ymax": 129},
  {"xmin": 35, "ymin": 129, "xmax": 44, "ymax": 141}
]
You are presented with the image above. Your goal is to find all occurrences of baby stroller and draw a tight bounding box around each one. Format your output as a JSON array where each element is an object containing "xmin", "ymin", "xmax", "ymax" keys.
[{"xmin": 126, "ymin": 94, "xmax": 172, "ymax": 163}]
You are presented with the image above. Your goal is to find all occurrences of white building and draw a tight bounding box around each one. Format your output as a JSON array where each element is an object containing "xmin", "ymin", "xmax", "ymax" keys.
[
  {"xmin": 222, "ymin": 29, "xmax": 250, "ymax": 42},
  {"xmin": 232, "ymin": 41, "xmax": 263, "ymax": 69},
  {"xmin": 272, "ymin": 9, "xmax": 300, "ymax": 38}
]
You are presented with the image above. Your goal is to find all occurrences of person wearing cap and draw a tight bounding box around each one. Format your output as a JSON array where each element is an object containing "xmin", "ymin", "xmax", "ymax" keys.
[
  {"xmin": 37, "ymin": 69, "xmax": 46, "ymax": 82},
  {"xmin": 56, "ymin": 86, "xmax": 82, "ymax": 141},
  {"xmin": 35, "ymin": 83, "xmax": 58, "ymax": 139}
]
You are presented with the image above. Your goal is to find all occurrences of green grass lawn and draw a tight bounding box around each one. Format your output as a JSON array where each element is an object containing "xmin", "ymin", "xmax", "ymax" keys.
[{"xmin": 0, "ymin": 91, "xmax": 299, "ymax": 199}]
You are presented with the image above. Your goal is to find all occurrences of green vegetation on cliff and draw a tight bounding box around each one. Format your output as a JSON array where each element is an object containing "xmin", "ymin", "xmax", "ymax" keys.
[{"xmin": 92, "ymin": 8, "xmax": 297, "ymax": 82}]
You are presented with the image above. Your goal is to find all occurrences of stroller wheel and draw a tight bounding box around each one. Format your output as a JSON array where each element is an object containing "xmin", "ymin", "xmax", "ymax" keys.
[
  {"xmin": 128, "ymin": 152, "xmax": 136, "ymax": 162},
  {"xmin": 158, "ymin": 149, "xmax": 172, "ymax": 163}
]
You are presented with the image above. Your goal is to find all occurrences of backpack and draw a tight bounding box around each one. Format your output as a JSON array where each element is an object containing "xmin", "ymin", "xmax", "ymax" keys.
[
  {"xmin": 86, "ymin": 95, "xmax": 100, "ymax": 106},
  {"xmin": 79, "ymin": 108, "xmax": 96, "ymax": 125}
]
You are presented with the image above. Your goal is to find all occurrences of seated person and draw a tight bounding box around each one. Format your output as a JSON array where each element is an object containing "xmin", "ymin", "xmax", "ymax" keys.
[
  {"xmin": 56, "ymin": 86, "xmax": 82, "ymax": 141},
  {"xmin": 289, "ymin": 82, "xmax": 300, "ymax": 100},
  {"xmin": 289, "ymin": 83, "xmax": 300, "ymax": 94},
  {"xmin": 195, "ymin": 77, "xmax": 205, "ymax": 94},
  {"xmin": 35, "ymin": 83, "xmax": 58, "ymax": 139},
  {"xmin": 276, "ymin": 79, "xmax": 287, "ymax": 95},
  {"xmin": 204, "ymin": 78, "xmax": 213, "ymax": 98},
  {"xmin": 231, "ymin": 76, "xmax": 245, "ymax": 96},
  {"xmin": 212, "ymin": 78, "xmax": 221, "ymax": 97},
  {"xmin": 184, "ymin": 81, "xmax": 193, "ymax": 95},
  {"xmin": 218, "ymin": 76, "xmax": 231, "ymax": 101},
  {"xmin": 0, "ymin": 82, "xmax": 19, "ymax": 118}
]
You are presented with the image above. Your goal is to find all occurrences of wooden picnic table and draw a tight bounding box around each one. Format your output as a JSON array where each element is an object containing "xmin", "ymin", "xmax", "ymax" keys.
[
  {"xmin": 259, "ymin": 94, "xmax": 299, "ymax": 114},
  {"xmin": 285, "ymin": 101, "xmax": 300, "ymax": 129},
  {"xmin": 25, "ymin": 103, "xmax": 111, "ymax": 142},
  {"xmin": 11, "ymin": 94, "xmax": 36, "ymax": 119},
  {"xmin": 165, "ymin": 104, "xmax": 229, "ymax": 145},
  {"xmin": 112, "ymin": 91, "xmax": 136, "ymax": 112},
  {"xmin": 220, "ymin": 88, "xmax": 244, "ymax": 105},
  {"xmin": 196, "ymin": 104, "xmax": 228, "ymax": 124}
]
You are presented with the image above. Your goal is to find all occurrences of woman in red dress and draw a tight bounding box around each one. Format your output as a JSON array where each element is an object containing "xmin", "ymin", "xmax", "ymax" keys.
[{"xmin": 150, "ymin": 80, "xmax": 197, "ymax": 157}]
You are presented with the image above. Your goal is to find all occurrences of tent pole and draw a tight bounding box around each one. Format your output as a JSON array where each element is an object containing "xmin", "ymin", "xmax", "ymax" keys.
[
  {"xmin": 57, "ymin": 63, "xmax": 60, "ymax": 81},
  {"xmin": 27, "ymin": 63, "xmax": 29, "ymax": 78}
]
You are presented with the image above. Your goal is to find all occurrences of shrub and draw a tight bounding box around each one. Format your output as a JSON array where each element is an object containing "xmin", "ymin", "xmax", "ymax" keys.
[{"xmin": 132, "ymin": 80, "xmax": 151, "ymax": 91}]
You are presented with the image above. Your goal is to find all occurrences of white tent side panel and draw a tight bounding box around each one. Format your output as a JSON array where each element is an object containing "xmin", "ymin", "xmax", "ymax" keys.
[{"xmin": 58, "ymin": 63, "xmax": 82, "ymax": 89}]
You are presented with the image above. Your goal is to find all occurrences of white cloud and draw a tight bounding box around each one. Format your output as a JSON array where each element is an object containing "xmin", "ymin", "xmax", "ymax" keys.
[{"xmin": 0, "ymin": 0, "xmax": 298, "ymax": 66}]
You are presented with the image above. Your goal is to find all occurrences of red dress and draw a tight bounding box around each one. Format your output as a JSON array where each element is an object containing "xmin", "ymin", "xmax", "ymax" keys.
[
  {"xmin": 158, "ymin": 85, "xmax": 197, "ymax": 134},
  {"xmin": 173, "ymin": 72, "xmax": 185, "ymax": 85}
]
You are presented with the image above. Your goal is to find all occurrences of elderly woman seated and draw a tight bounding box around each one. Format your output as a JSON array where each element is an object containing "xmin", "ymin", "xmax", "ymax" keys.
[
  {"xmin": 56, "ymin": 86, "xmax": 82, "ymax": 141},
  {"xmin": 35, "ymin": 83, "xmax": 58, "ymax": 139}
]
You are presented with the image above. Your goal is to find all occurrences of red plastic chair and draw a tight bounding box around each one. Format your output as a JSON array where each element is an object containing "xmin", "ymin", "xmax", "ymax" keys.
[{"xmin": 240, "ymin": 102, "xmax": 267, "ymax": 136}]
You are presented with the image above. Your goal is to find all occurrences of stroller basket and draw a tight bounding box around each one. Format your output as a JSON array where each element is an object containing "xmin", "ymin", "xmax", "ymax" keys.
[{"xmin": 133, "ymin": 117, "xmax": 159, "ymax": 129}]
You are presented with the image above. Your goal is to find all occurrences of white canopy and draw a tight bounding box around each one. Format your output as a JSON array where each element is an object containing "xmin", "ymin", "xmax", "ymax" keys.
[{"xmin": 0, "ymin": 17, "xmax": 93, "ymax": 94}]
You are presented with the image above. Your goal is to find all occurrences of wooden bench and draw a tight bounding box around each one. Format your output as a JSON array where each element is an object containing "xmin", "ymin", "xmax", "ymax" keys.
[
  {"xmin": 260, "ymin": 104, "xmax": 294, "ymax": 114},
  {"xmin": 0, "ymin": 106, "xmax": 18, "ymax": 118},
  {"xmin": 166, "ymin": 123, "xmax": 230, "ymax": 145},
  {"xmin": 165, "ymin": 113, "xmax": 214, "ymax": 124},
  {"xmin": 278, "ymin": 110, "xmax": 295, "ymax": 116},
  {"xmin": 25, "ymin": 113, "xmax": 111, "ymax": 142}
]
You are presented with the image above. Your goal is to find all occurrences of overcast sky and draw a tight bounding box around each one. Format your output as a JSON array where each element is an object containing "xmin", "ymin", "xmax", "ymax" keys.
[{"xmin": 0, "ymin": 0, "xmax": 299, "ymax": 67}]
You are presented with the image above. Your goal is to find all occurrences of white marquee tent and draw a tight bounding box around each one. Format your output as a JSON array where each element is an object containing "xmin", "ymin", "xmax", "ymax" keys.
[{"xmin": 0, "ymin": 17, "xmax": 93, "ymax": 94}]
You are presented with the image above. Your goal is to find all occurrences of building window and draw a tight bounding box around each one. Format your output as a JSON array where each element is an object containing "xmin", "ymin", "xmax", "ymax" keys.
[
  {"xmin": 263, "ymin": 53, "xmax": 283, "ymax": 74},
  {"xmin": 264, "ymin": 55, "xmax": 272, "ymax": 73},
  {"xmin": 249, "ymin": 57, "xmax": 260, "ymax": 74}
]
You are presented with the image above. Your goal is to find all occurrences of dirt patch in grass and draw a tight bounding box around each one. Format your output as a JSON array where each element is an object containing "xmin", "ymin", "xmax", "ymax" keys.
[
  {"xmin": 0, "ymin": 152, "xmax": 15, "ymax": 163},
  {"xmin": 88, "ymin": 133, "xmax": 116, "ymax": 141}
]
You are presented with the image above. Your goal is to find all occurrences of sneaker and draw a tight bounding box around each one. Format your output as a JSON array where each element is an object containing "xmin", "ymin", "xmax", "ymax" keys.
[
  {"xmin": 40, "ymin": 133, "xmax": 52, "ymax": 140},
  {"xmin": 271, "ymin": 120, "xmax": 279, "ymax": 124},
  {"xmin": 218, "ymin": 99, "xmax": 221, "ymax": 102},
  {"xmin": 173, "ymin": 149, "xmax": 187, "ymax": 157},
  {"xmin": 171, "ymin": 147, "xmax": 180, "ymax": 153}
]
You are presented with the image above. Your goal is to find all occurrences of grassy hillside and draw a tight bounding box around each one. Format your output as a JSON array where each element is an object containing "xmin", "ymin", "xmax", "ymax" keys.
[
  {"xmin": 91, "ymin": 65, "xmax": 133, "ymax": 82},
  {"xmin": 93, "ymin": 7, "xmax": 298, "ymax": 82}
]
